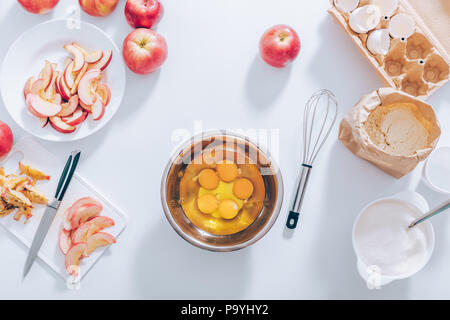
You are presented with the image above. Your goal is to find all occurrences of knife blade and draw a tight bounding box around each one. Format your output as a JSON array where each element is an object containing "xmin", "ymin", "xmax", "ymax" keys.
[{"xmin": 23, "ymin": 150, "xmax": 81, "ymax": 279}]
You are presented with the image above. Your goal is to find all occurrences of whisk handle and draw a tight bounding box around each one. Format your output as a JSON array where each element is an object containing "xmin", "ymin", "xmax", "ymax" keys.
[
  {"xmin": 286, "ymin": 164, "xmax": 312, "ymax": 229},
  {"xmin": 286, "ymin": 211, "xmax": 300, "ymax": 229}
]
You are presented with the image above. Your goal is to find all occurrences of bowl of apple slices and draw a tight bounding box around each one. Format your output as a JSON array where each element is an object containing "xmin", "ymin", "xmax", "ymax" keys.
[{"xmin": 1, "ymin": 20, "xmax": 126, "ymax": 142}]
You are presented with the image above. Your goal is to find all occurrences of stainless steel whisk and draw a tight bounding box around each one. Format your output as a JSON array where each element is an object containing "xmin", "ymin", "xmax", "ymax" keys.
[{"xmin": 286, "ymin": 89, "xmax": 338, "ymax": 229}]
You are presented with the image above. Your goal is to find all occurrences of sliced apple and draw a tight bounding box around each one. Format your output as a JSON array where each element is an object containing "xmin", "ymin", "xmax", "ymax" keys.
[
  {"xmin": 64, "ymin": 44, "xmax": 85, "ymax": 72},
  {"xmin": 38, "ymin": 117, "xmax": 49, "ymax": 128},
  {"xmin": 23, "ymin": 76, "xmax": 35, "ymax": 99},
  {"xmin": 71, "ymin": 216, "xmax": 115, "ymax": 243},
  {"xmin": 67, "ymin": 197, "xmax": 102, "ymax": 222},
  {"xmin": 78, "ymin": 69, "xmax": 101, "ymax": 105},
  {"xmin": 58, "ymin": 95, "xmax": 79, "ymax": 117},
  {"xmin": 72, "ymin": 42, "xmax": 88, "ymax": 57},
  {"xmin": 89, "ymin": 50, "xmax": 112, "ymax": 71},
  {"xmin": 96, "ymin": 83, "xmax": 111, "ymax": 107},
  {"xmin": 65, "ymin": 242, "xmax": 87, "ymax": 276},
  {"xmin": 86, "ymin": 50, "xmax": 103, "ymax": 64},
  {"xmin": 85, "ymin": 232, "xmax": 116, "ymax": 256},
  {"xmin": 79, "ymin": 100, "xmax": 93, "ymax": 113},
  {"xmin": 52, "ymin": 93, "xmax": 62, "ymax": 105},
  {"xmin": 64, "ymin": 62, "xmax": 76, "ymax": 89},
  {"xmin": 26, "ymin": 94, "xmax": 43, "ymax": 118},
  {"xmin": 91, "ymin": 95, "xmax": 105, "ymax": 121},
  {"xmin": 59, "ymin": 75, "xmax": 72, "ymax": 101},
  {"xmin": 63, "ymin": 208, "xmax": 73, "ymax": 231},
  {"xmin": 62, "ymin": 107, "xmax": 87, "ymax": 126},
  {"xmin": 38, "ymin": 60, "xmax": 53, "ymax": 90},
  {"xmin": 44, "ymin": 70, "xmax": 59, "ymax": 101},
  {"xmin": 49, "ymin": 116, "xmax": 76, "ymax": 134},
  {"xmin": 59, "ymin": 229, "xmax": 72, "ymax": 255},
  {"xmin": 55, "ymin": 74, "xmax": 62, "ymax": 96},
  {"xmin": 68, "ymin": 198, "xmax": 103, "ymax": 229},
  {"xmin": 70, "ymin": 62, "xmax": 88, "ymax": 95},
  {"xmin": 28, "ymin": 94, "xmax": 62, "ymax": 117},
  {"xmin": 30, "ymin": 79, "xmax": 46, "ymax": 96}
]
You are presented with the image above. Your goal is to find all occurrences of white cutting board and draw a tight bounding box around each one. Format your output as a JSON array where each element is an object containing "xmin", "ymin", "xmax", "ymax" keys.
[{"xmin": 0, "ymin": 136, "xmax": 128, "ymax": 281}]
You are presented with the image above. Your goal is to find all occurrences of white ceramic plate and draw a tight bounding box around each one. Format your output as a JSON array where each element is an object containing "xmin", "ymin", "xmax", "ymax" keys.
[{"xmin": 0, "ymin": 19, "xmax": 126, "ymax": 142}]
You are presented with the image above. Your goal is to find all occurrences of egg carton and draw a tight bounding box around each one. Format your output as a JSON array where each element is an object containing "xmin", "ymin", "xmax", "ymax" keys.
[{"xmin": 328, "ymin": 0, "xmax": 450, "ymax": 100}]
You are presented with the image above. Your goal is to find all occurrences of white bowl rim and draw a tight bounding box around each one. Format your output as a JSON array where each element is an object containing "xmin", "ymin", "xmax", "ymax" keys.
[
  {"xmin": 423, "ymin": 146, "xmax": 450, "ymax": 194},
  {"xmin": 351, "ymin": 194, "xmax": 435, "ymax": 280}
]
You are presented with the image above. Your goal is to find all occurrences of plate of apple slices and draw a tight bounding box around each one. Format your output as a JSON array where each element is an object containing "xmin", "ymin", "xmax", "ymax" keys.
[{"xmin": 0, "ymin": 19, "xmax": 126, "ymax": 142}]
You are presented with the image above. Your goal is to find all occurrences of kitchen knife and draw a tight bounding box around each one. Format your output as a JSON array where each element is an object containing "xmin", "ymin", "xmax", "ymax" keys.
[{"xmin": 23, "ymin": 150, "xmax": 81, "ymax": 279}]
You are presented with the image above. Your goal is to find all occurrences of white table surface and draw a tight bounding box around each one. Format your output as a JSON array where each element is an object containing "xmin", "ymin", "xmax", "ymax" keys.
[{"xmin": 0, "ymin": 0, "xmax": 449, "ymax": 300}]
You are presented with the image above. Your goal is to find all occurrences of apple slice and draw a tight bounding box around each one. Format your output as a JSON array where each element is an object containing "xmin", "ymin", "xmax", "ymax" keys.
[
  {"xmin": 72, "ymin": 42, "xmax": 88, "ymax": 57},
  {"xmin": 64, "ymin": 62, "xmax": 76, "ymax": 89},
  {"xmin": 85, "ymin": 232, "xmax": 116, "ymax": 256},
  {"xmin": 69, "ymin": 198, "xmax": 103, "ymax": 229},
  {"xmin": 58, "ymin": 95, "xmax": 79, "ymax": 117},
  {"xmin": 91, "ymin": 95, "xmax": 105, "ymax": 120},
  {"xmin": 86, "ymin": 50, "xmax": 103, "ymax": 64},
  {"xmin": 49, "ymin": 116, "xmax": 76, "ymax": 134},
  {"xmin": 96, "ymin": 83, "xmax": 111, "ymax": 107},
  {"xmin": 63, "ymin": 210, "xmax": 72, "ymax": 231},
  {"xmin": 59, "ymin": 229, "xmax": 72, "ymax": 255},
  {"xmin": 78, "ymin": 69, "xmax": 101, "ymax": 105},
  {"xmin": 59, "ymin": 75, "xmax": 72, "ymax": 100},
  {"xmin": 52, "ymin": 93, "xmax": 62, "ymax": 105},
  {"xmin": 79, "ymin": 100, "xmax": 93, "ymax": 113},
  {"xmin": 23, "ymin": 76, "xmax": 35, "ymax": 99},
  {"xmin": 55, "ymin": 74, "xmax": 62, "ymax": 96},
  {"xmin": 38, "ymin": 61, "xmax": 53, "ymax": 90},
  {"xmin": 30, "ymin": 79, "xmax": 46, "ymax": 96},
  {"xmin": 70, "ymin": 63, "xmax": 88, "ymax": 95},
  {"xmin": 71, "ymin": 216, "xmax": 115, "ymax": 243},
  {"xmin": 38, "ymin": 117, "xmax": 49, "ymax": 128},
  {"xmin": 28, "ymin": 94, "xmax": 62, "ymax": 117},
  {"xmin": 64, "ymin": 44, "xmax": 86, "ymax": 72},
  {"xmin": 44, "ymin": 70, "xmax": 59, "ymax": 100},
  {"xmin": 62, "ymin": 107, "xmax": 87, "ymax": 126},
  {"xmin": 26, "ymin": 94, "xmax": 43, "ymax": 118},
  {"xmin": 67, "ymin": 197, "xmax": 102, "ymax": 224},
  {"xmin": 89, "ymin": 50, "xmax": 112, "ymax": 71},
  {"xmin": 65, "ymin": 243, "xmax": 87, "ymax": 276}
]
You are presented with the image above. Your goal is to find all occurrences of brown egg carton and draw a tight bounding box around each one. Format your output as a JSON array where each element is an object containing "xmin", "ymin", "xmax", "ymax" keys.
[{"xmin": 328, "ymin": 0, "xmax": 450, "ymax": 99}]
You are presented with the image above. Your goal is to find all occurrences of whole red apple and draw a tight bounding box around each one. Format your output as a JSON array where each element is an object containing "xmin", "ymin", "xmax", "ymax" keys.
[
  {"xmin": 18, "ymin": 0, "xmax": 59, "ymax": 14},
  {"xmin": 260, "ymin": 25, "xmax": 300, "ymax": 68},
  {"xmin": 123, "ymin": 28, "xmax": 168, "ymax": 74},
  {"xmin": 0, "ymin": 121, "xmax": 13, "ymax": 158},
  {"xmin": 125, "ymin": 0, "xmax": 164, "ymax": 29},
  {"xmin": 79, "ymin": 0, "xmax": 119, "ymax": 17}
]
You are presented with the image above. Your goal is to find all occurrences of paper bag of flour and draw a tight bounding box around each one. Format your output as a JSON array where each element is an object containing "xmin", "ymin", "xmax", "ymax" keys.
[{"xmin": 339, "ymin": 88, "xmax": 441, "ymax": 178}]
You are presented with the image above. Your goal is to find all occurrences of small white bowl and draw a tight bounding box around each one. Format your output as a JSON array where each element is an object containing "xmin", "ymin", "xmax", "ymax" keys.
[
  {"xmin": 352, "ymin": 191, "xmax": 435, "ymax": 287},
  {"xmin": 423, "ymin": 146, "xmax": 450, "ymax": 194}
]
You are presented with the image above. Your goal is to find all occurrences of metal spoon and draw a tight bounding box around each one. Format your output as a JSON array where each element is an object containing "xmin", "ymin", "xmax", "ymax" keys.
[{"xmin": 408, "ymin": 199, "xmax": 450, "ymax": 229}]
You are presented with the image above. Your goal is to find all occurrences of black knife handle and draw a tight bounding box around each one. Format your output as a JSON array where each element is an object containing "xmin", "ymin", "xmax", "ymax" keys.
[{"xmin": 55, "ymin": 151, "xmax": 81, "ymax": 201}]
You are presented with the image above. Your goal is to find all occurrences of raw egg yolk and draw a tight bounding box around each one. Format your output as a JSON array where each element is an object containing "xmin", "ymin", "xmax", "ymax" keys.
[
  {"xmin": 197, "ymin": 194, "xmax": 218, "ymax": 214},
  {"xmin": 219, "ymin": 199, "xmax": 239, "ymax": 219},
  {"xmin": 216, "ymin": 160, "xmax": 238, "ymax": 182},
  {"xmin": 198, "ymin": 169, "xmax": 220, "ymax": 190},
  {"xmin": 233, "ymin": 178, "xmax": 254, "ymax": 199}
]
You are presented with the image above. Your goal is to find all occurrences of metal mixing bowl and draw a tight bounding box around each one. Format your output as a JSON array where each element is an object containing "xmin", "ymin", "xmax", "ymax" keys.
[{"xmin": 161, "ymin": 130, "xmax": 284, "ymax": 251}]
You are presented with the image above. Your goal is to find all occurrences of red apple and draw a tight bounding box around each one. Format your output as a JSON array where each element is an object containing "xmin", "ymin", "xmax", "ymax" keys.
[
  {"xmin": 18, "ymin": 0, "xmax": 59, "ymax": 14},
  {"xmin": 0, "ymin": 121, "xmax": 13, "ymax": 158},
  {"xmin": 79, "ymin": 0, "xmax": 119, "ymax": 17},
  {"xmin": 125, "ymin": 0, "xmax": 164, "ymax": 29},
  {"xmin": 259, "ymin": 25, "xmax": 300, "ymax": 68},
  {"xmin": 123, "ymin": 28, "xmax": 167, "ymax": 74}
]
